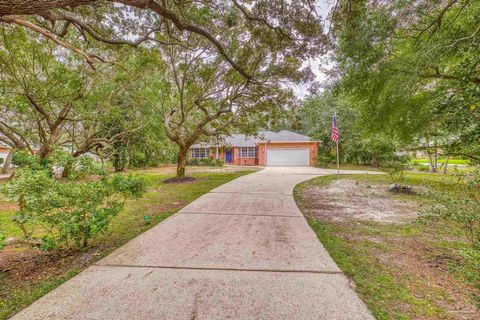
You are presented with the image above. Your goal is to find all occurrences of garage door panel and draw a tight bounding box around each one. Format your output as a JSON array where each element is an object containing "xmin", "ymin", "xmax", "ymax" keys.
[{"xmin": 267, "ymin": 148, "xmax": 309, "ymax": 166}]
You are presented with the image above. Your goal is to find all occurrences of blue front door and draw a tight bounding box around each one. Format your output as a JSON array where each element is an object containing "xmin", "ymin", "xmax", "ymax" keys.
[{"xmin": 226, "ymin": 149, "xmax": 232, "ymax": 163}]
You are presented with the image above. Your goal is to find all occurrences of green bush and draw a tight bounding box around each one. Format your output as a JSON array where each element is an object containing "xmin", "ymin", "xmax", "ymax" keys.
[
  {"xmin": 0, "ymin": 152, "xmax": 146, "ymax": 250},
  {"xmin": 381, "ymin": 155, "xmax": 411, "ymax": 186},
  {"xmin": 314, "ymin": 155, "xmax": 334, "ymax": 167},
  {"xmin": 214, "ymin": 159, "xmax": 224, "ymax": 166},
  {"xmin": 418, "ymin": 165, "xmax": 429, "ymax": 172},
  {"xmin": 187, "ymin": 157, "xmax": 224, "ymax": 166},
  {"xmin": 419, "ymin": 167, "xmax": 480, "ymax": 250},
  {"xmin": 187, "ymin": 158, "xmax": 199, "ymax": 166},
  {"xmin": 199, "ymin": 158, "xmax": 212, "ymax": 166}
]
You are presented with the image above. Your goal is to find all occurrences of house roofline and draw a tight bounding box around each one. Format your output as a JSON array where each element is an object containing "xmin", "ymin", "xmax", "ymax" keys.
[
  {"xmin": 255, "ymin": 141, "xmax": 320, "ymax": 144},
  {"xmin": 191, "ymin": 141, "xmax": 321, "ymax": 148}
]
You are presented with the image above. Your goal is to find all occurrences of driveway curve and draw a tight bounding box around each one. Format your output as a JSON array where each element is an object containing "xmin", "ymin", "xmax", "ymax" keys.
[{"xmin": 12, "ymin": 167, "xmax": 376, "ymax": 320}]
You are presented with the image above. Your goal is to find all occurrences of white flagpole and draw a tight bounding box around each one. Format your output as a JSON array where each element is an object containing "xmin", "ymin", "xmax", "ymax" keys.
[{"xmin": 335, "ymin": 112, "xmax": 340, "ymax": 175}]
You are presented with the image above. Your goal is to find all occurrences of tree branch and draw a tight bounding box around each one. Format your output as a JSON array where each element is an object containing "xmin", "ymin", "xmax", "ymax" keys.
[
  {"xmin": 116, "ymin": 0, "xmax": 252, "ymax": 80},
  {"xmin": 2, "ymin": 16, "xmax": 97, "ymax": 68}
]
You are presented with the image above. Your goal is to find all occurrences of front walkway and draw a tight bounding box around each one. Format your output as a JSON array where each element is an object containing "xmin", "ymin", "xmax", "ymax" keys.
[{"xmin": 12, "ymin": 167, "xmax": 377, "ymax": 320}]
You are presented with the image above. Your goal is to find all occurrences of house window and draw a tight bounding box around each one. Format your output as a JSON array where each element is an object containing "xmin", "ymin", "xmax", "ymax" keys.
[
  {"xmin": 239, "ymin": 147, "xmax": 257, "ymax": 158},
  {"xmin": 191, "ymin": 148, "xmax": 209, "ymax": 159}
]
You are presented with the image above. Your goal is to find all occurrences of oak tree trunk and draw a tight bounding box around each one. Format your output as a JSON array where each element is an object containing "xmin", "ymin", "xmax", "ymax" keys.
[
  {"xmin": 427, "ymin": 152, "xmax": 437, "ymax": 173},
  {"xmin": 177, "ymin": 147, "xmax": 188, "ymax": 177}
]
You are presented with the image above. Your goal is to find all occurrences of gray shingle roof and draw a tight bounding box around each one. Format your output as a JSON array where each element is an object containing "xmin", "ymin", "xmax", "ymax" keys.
[{"xmin": 191, "ymin": 130, "xmax": 311, "ymax": 148}]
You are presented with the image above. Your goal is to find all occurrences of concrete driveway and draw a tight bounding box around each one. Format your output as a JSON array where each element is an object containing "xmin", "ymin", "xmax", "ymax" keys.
[{"xmin": 12, "ymin": 167, "xmax": 376, "ymax": 320}]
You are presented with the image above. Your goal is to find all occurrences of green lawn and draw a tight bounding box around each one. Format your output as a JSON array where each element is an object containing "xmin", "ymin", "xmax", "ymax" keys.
[
  {"xmin": 0, "ymin": 169, "xmax": 254, "ymax": 320},
  {"xmin": 294, "ymin": 173, "xmax": 479, "ymax": 320},
  {"xmin": 411, "ymin": 158, "xmax": 470, "ymax": 165}
]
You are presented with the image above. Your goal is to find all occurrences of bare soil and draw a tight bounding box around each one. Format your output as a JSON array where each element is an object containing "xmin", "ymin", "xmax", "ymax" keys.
[
  {"xmin": 302, "ymin": 179, "xmax": 418, "ymax": 224},
  {"xmin": 0, "ymin": 246, "xmax": 95, "ymax": 282},
  {"xmin": 298, "ymin": 178, "xmax": 479, "ymax": 320}
]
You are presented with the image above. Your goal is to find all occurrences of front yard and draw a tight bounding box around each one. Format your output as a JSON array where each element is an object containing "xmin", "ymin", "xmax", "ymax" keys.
[
  {"xmin": 294, "ymin": 173, "xmax": 479, "ymax": 320},
  {"xmin": 0, "ymin": 168, "xmax": 254, "ymax": 320}
]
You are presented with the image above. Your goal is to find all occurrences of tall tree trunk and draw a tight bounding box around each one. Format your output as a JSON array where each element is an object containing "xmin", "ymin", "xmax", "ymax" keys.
[
  {"xmin": 177, "ymin": 147, "xmax": 188, "ymax": 177},
  {"xmin": 372, "ymin": 153, "xmax": 378, "ymax": 168},
  {"xmin": 61, "ymin": 162, "xmax": 72, "ymax": 178},
  {"xmin": 113, "ymin": 153, "xmax": 125, "ymax": 172},
  {"xmin": 443, "ymin": 156, "xmax": 450, "ymax": 174},
  {"xmin": 427, "ymin": 152, "xmax": 437, "ymax": 173}
]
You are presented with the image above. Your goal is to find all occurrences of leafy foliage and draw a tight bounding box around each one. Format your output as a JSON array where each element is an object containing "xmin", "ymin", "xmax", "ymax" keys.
[
  {"xmin": 187, "ymin": 158, "xmax": 224, "ymax": 167},
  {"xmin": 420, "ymin": 168, "xmax": 480, "ymax": 249},
  {"xmin": 0, "ymin": 152, "xmax": 146, "ymax": 250},
  {"xmin": 298, "ymin": 92, "xmax": 397, "ymax": 166},
  {"xmin": 382, "ymin": 155, "xmax": 411, "ymax": 187},
  {"xmin": 325, "ymin": 0, "xmax": 480, "ymax": 164}
]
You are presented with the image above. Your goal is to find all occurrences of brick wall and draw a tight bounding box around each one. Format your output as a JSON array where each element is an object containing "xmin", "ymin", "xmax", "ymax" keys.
[
  {"xmin": 190, "ymin": 143, "xmax": 319, "ymax": 166},
  {"xmin": 232, "ymin": 146, "xmax": 258, "ymax": 166}
]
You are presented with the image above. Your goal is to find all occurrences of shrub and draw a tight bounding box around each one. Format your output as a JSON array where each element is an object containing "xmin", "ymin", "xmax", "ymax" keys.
[
  {"xmin": 187, "ymin": 158, "xmax": 199, "ymax": 166},
  {"xmin": 419, "ymin": 167, "xmax": 480, "ymax": 249},
  {"xmin": 187, "ymin": 157, "xmax": 224, "ymax": 166},
  {"xmin": 199, "ymin": 158, "xmax": 212, "ymax": 166},
  {"xmin": 0, "ymin": 152, "xmax": 146, "ymax": 250},
  {"xmin": 213, "ymin": 158, "xmax": 224, "ymax": 166},
  {"xmin": 314, "ymin": 155, "xmax": 334, "ymax": 167},
  {"xmin": 418, "ymin": 165, "xmax": 429, "ymax": 172},
  {"xmin": 382, "ymin": 155, "xmax": 411, "ymax": 186}
]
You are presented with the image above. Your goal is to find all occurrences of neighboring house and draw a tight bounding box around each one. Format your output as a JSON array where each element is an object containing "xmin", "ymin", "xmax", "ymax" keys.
[
  {"xmin": 190, "ymin": 130, "xmax": 319, "ymax": 166},
  {"xmin": 0, "ymin": 144, "xmax": 13, "ymax": 173}
]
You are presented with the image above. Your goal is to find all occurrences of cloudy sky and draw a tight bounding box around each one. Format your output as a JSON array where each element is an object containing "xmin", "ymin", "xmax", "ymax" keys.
[{"xmin": 293, "ymin": 0, "xmax": 334, "ymax": 98}]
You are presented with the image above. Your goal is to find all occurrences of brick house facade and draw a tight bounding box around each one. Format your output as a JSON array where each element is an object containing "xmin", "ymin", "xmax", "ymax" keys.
[{"xmin": 189, "ymin": 130, "xmax": 319, "ymax": 167}]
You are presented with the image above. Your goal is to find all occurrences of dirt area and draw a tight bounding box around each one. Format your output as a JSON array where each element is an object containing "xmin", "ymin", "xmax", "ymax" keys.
[
  {"xmin": 297, "ymin": 177, "xmax": 479, "ymax": 320},
  {"xmin": 0, "ymin": 246, "xmax": 96, "ymax": 283},
  {"xmin": 302, "ymin": 179, "xmax": 418, "ymax": 224}
]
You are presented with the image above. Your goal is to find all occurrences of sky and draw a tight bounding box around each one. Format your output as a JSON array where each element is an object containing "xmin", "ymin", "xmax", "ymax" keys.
[{"xmin": 293, "ymin": 0, "xmax": 334, "ymax": 99}]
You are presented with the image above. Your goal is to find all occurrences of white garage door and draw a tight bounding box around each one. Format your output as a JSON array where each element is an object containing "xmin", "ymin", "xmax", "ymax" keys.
[{"xmin": 266, "ymin": 148, "xmax": 309, "ymax": 166}]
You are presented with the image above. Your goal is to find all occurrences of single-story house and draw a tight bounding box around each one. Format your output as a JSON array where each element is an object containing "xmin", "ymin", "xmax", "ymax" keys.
[{"xmin": 190, "ymin": 130, "xmax": 319, "ymax": 166}]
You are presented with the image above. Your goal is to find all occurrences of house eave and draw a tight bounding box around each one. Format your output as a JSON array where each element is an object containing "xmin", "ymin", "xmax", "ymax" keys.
[{"xmin": 256, "ymin": 141, "xmax": 320, "ymax": 144}]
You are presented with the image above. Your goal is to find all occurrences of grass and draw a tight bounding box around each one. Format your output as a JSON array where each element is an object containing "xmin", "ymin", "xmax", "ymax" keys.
[
  {"xmin": 325, "ymin": 163, "xmax": 379, "ymax": 170},
  {"xmin": 294, "ymin": 172, "xmax": 479, "ymax": 320},
  {"xmin": 411, "ymin": 158, "xmax": 470, "ymax": 165},
  {"xmin": 0, "ymin": 168, "xmax": 254, "ymax": 320}
]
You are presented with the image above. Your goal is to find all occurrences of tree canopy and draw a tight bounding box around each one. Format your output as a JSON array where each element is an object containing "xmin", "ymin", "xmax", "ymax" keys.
[{"xmin": 299, "ymin": 0, "xmax": 479, "ymax": 169}]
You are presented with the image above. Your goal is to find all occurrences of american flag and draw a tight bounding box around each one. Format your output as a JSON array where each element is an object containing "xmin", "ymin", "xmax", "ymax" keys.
[{"xmin": 331, "ymin": 114, "xmax": 339, "ymax": 143}]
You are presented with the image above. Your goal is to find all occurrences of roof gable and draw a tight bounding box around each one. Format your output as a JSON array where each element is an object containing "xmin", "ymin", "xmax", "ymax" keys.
[{"xmin": 191, "ymin": 130, "xmax": 312, "ymax": 148}]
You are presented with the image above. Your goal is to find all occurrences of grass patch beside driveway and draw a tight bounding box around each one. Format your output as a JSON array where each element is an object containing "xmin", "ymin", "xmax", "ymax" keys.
[
  {"xmin": 0, "ymin": 169, "xmax": 254, "ymax": 320},
  {"xmin": 294, "ymin": 173, "xmax": 479, "ymax": 320}
]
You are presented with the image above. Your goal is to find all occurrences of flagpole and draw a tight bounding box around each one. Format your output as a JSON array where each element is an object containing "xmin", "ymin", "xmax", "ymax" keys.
[
  {"xmin": 335, "ymin": 112, "xmax": 340, "ymax": 175},
  {"xmin": 336, "ymin": 140, "xmax": 340, "ymax": 175}
]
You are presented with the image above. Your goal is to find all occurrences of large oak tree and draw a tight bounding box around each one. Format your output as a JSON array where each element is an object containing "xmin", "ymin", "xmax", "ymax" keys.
[
  {"xmin": 2, "ymin": 0, "xmax": 329, "ymax": 176},
  {"xmin": 0, "ymin": 0, "xmax": 328, "ymax": 79},
  {"xmin": 0, "ymin": 26, "xmax": 145, "ymax": 165}
]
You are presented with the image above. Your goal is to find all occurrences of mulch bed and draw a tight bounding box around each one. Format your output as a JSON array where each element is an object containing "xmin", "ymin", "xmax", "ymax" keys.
[{"xmin": 163, "ymin": 176, "xmax": 196, "ymax": 184}]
